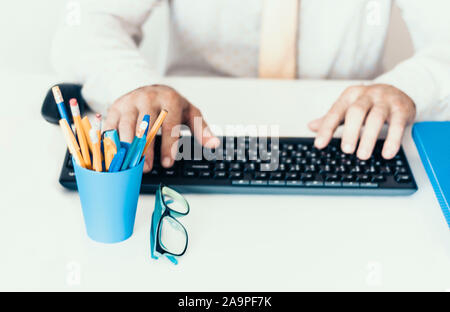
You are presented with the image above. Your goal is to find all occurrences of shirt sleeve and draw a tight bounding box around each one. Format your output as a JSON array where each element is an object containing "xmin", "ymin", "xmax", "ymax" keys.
[
  {"xmin": 51, "ymin": 0, "xmax": 162, "ymax": 114},
  {"xmin": 374, "ymin": 0, "xmax": 450, "ymax": 119}
]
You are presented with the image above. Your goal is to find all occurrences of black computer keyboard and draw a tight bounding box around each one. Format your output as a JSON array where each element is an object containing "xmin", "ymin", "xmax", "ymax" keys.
[{"xmin": 59, "ymin": 136, "xmax": 417, "ymax": 195}]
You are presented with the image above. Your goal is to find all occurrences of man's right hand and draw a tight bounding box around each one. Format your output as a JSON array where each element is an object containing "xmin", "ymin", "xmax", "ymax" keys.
[{"xmin": 103, "ymin": 85, "xmax": 220, "ymax": 173}]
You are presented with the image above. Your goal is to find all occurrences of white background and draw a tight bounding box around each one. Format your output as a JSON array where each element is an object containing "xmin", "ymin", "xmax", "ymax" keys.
[{"xmin": 0, "ymin": 0, "xmax": 414, "ymax": 75}]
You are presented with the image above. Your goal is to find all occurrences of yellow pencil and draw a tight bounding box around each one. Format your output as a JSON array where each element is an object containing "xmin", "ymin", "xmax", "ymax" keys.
[
  {"xmin": 59, "ymin": 119, "xmax": 86, "ymax": 168},
  {"xmin": 142, "ymin": 109, "xmax": 168, "ymax": 157},
  {"xmin": 90, "ymin": 128, "xmax": 103, "ymax": 172},
  {"xmin": 70, "ymin": 99, "xmax": 92, "ymax": 169},
  {"xmin": 103, "ymin": 137, "xmax": 117, "ymax": 171},
  {"xmin": 81, "ymin": 116, "xmax": 93, "ymax": 152},
  {"xmin": 94, "ymin": 113, "xmax": 102, "ymax": 142}
]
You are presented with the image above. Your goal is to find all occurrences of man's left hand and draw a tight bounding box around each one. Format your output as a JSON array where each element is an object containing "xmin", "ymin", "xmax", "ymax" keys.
[{"xmin": 308, "ymin": 84, "xmax": 416, "ymax": 160}]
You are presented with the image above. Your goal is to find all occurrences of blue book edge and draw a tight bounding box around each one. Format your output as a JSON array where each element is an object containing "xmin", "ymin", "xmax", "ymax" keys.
[{"xmin": 412, "ymin": 123, "xmax": 450, "ymax": 228}]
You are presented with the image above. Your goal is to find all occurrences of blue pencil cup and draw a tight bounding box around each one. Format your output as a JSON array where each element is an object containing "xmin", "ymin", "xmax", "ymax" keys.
[{"xmin": 72, "ymin": 142, "xmax": 144, "ymax": 244}]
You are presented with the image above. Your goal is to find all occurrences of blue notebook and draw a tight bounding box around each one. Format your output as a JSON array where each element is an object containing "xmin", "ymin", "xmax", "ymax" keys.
[{"xmin": 412, "ymin": 122, "xmax": 450, "ymax": 228}]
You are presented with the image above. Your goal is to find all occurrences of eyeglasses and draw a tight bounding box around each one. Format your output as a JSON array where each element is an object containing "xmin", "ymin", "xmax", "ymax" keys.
[{"xmin": 150, "ymin": 184, "xmax": 190, "ymax": 264}]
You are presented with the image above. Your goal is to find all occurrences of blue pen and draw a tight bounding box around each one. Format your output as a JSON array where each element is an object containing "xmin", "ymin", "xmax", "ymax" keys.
[
  {"xmin": 52, "ymin": 86, "xmax": 71, "ymax": 125},
  {"xmin": 143, "ymin": 114, "xmax": 150, "ymax": 136},
  {"xmin": 129, "ymin": 137, "xmax": 146, "ymax": 168},
  {"xmin": 129, "ymin": 115, "xmax": 150, "ymax": 168},
  {"xmin": 109, "ymin": 147, "xmax": 127, "ymax": 172},
  {"xmin": 121, "ymin": 118, "xmax": 149, "ymax": 170}
]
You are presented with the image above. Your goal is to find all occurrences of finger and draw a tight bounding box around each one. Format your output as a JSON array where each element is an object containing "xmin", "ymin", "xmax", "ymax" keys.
[
  {"xmin": 103, "ymin": 109, "xmax": 120, "ymax": 132},
  {"xmin": 341, "ymin": 96, "xmax": 372, "ymax": 154},
  {"xmin": 314, "ymin": 100, "xmax": 347, "ymax": 149},
  {"xmin": 357, "ymin": 105, "xmax": 388, "ymax": 160},
  {"xmin": 185, "ymin": 104, "xmax": 220, "ymax": 149},
  {"xmin": 382, "ymin": 111, "xmax": 408, "ymax": 159},
  {"xmin": 143, "ymin": 139, "xmax": 156, "ymax": 172},
  {"xmin": 160, "ymin": 103, "xmax": 183, "ymax": 168},
  {"xmin": 118, "ymin": 110, "xmax": 138, "ymax": 143},
  {"xmin": 308, "ymin": 117, "xmax": 324, "ymax": 132},
  {"xmin": 314, "ymin": 86, "xmax": 364, "ymax": 149}
]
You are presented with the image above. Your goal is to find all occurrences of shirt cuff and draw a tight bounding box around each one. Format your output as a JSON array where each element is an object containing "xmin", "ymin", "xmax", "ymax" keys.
[{"xmin": 374, "ymin": 62, "xmax": 439, "ymax": 120}]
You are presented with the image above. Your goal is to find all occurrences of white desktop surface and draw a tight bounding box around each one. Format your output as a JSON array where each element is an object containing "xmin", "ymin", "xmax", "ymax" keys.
[{"xmin": 0, "ymin": 73, "xmax": 449, "ymax": 291}]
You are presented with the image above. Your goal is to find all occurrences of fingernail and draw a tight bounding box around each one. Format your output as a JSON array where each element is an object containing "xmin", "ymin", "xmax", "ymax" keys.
[
  {"xmin": 383, "ymin": 148, "xmax": 394, "ymax": 159},
  {"xmin": 205, "ymin": 137, "xmax": 220, "ymax": 148},
  {"xmin": 315, "ymin": 137, "xmax": 325, "ymax": 148},
  {"xmin": 358, "ymin": 148, "xmax": 369, "ymax": 159},
  {"xmin": 342, "ymin": 143, "xmax": 353, "ymax": 153},
  {"xmin": 162, "ymin": 157, "xmax": 172, "ymax": 168}
]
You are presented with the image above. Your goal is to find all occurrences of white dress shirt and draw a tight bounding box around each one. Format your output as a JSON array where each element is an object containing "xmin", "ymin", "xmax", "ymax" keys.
[{"xmin": 51, "ymin": 0, "xmax": 450, "ymax": 118}]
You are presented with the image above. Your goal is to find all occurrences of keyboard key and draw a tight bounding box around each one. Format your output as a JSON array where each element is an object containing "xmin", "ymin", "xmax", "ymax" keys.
[
  {"xmin": 300, "ymin": 173, "xmax": 314, "ymax": 181},
  {"xmin": 164, "ymin": 170, "xmax": 177, "ymax": 177},
  {"xmin": 254, "ymin": 172, "xmax": 269, "ymax": 179},
  {"xmin": 394, "ymin": 167, "xmax": 407, "ymax": 175},
  {"xmin": 325, "ymin": 174, "xmax": 339, "ymax": 181},
  {"xmin": 286, "ymin": 172, "xmax": 299, "ymax": 180},
  {"xmin": 341, "ymin": 174, "xmax": 354, "ymax": 182},
  {"xmin": 342, "ymin": 182, "xmax": 360, "ymax": 187},
  {"xmin": 319, "ymin": 165, "xmax": 332, "ymax": 173},
  {"xmin": 305, "ymin": 180, "xmax": 323, "ymax": 187},
  {"xmin": 199, "ymin": 171, "xmax": 211, "ymax": 178},
  {"xmin": 244, "ymin": 163, "xmax": 256, "ymax": 172},
  {"xmin": 183, "ymin": 170, "xmax": 196, "ymax": 177},
  {"xmin": 251, "ymin": 180, "xmax": 268, "ymax": 186},
  {"xmin": 324, "ymin": 181, "xmax": 341, "ymax": 187},
  {"xmin": 270, "ymin": 172, "xmax": 284, "ymax": 180},
  {"xmin": 185, "ymin": 162, "xmax": 210, "ymax": 170},
  {"xmin": 286, "ymin": 180, "xmax": 304, "ymax": 186},
  {"xmin": 372, "ymin": 174, "xmax": 385, "ymax": 182},
  {"xmin": 395, "ymin": 174, "xmax": 411, "ymax": 183},
  {"xmin": 269, "ymin": 180, "xmax": 286, "ymax": 186},
  {"xmin": 260, "ymin": 163, "xmax": 277, "ymax": 171},
  {"xmin": 229, "ymin": 172, "xmax": 243, "ymax": 179},
  {"xmin": 150, "ymin": 168, "xmax": 160, "ymax": 176},
  {"xmin": 360, "ymin": 182, "xmax": 378, "ymax": 188},
  {"xmin": 215, "ymin": 162, "xmax": 227, "ymax": 171},
  {"xmin": 214, "ymin": 171, "xmax": 227, "ymax": 179},
  {"xmin": 229, "ymin": 163, "xmax": 242, "ymax": 171},
  {"xmin": 357, "ymin": 174, "xmax": 370, "ymax": 182},
  {"xmin": 232, "ymin": 179, "xmax": 250, "ymax": 185}
]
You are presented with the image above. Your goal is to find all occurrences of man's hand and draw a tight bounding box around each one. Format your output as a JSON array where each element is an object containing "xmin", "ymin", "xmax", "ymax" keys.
[
  {"xmin": 308, "ymin": 84, "xmax": 416, "ymax": 160},
  {"xmin": 103, "ymin": 85, "xmax": 220, "ymax": 172}
]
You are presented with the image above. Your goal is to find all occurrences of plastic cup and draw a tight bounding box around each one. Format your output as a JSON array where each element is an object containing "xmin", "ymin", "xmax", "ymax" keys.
[{"xmin": 72, "ymin": 142, "xmax": 144, "ymax": 243}]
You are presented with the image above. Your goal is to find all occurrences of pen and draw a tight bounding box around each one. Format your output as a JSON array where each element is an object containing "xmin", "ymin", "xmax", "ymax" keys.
[
  {"xmin": 70, "ymin": 99, "xmax": 92, "ymax": 169},
  {"xmin": 90, "ymin": 128, "xmax": 103, "ymax": 172},
  {"xmin": 52, "ymin": 86, "xmax": 71, "ymax": 125},
  {"xmin": 59, "ymin": 119, "xmax": 85, "ymax": 168},
  {"xmin": 108, "ymin": 147, "xmax": 127, "ymax": 173},
  {"xmin": 142, "ymin": 110, "xmax": 168, "ymax": 157},
  {"xmin": 129, "ymin": 115, "xmax": 150, "ymax": 168},
  {"xmin": 143, "ymin": 114, "xmax": 150, "ymax": 136},
  {"xmin": 121, "ymin": 119, "xmax": 149, "ymax": 170},
  {"xmin": 81, "ymin": 116, "xmax": 93, "ymax": 152}
]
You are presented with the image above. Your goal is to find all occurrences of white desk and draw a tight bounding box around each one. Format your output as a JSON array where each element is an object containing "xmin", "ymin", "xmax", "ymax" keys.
[{"xmin": 0, "ymin": 73, "xmax": 449, "ymax": 291}]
